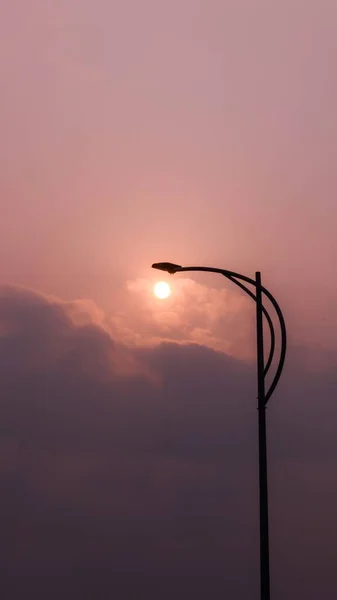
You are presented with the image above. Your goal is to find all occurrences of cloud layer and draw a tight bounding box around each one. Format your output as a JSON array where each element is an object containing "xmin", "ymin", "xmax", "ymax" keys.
[{"xmin": 0, "ymin": 286, "xmax": 337, "ymax": 599}]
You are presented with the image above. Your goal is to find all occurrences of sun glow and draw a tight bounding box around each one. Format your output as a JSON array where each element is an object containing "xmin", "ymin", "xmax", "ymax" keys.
[{"xmin": 154, "ymin": 281, "xmax": 171, "ymax": 299}]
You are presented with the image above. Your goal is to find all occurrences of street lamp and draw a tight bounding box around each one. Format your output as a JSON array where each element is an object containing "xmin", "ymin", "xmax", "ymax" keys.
[{"xmin": 152, "ymin": 261, "xmax": 287, "ymax": 600}]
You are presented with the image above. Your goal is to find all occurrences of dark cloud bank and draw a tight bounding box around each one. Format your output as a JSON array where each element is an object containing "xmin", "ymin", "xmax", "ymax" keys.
[{"xmin": 0, "ymin": 286, "xmax": 336, "ymax": 599}]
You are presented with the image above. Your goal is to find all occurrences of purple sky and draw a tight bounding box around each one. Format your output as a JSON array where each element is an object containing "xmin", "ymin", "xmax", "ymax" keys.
[{"xmin": 1, "ymin": 2, "xmax": 337, "ymax": 598}]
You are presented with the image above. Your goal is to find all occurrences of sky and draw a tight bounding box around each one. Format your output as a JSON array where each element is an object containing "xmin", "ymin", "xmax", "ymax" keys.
[{"xmin": 0, "ymin": 1, "xmax": 337, "ymax": 598}]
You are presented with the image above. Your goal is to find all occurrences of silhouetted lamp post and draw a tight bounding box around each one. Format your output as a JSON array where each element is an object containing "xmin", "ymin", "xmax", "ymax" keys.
[{"xmin": 152, "ymin": 261, "xmax": 287, "ymax": 600}]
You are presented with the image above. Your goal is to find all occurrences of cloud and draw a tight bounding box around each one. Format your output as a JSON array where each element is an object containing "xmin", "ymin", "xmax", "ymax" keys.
[
  {"xmin": 0, "ymin": 285, "xmax": 337, "ymax": 598},
  {"xmin": 0, "ymin": 285, "xmax": 154, "ymax": 383},
  {"xmin": 110, "ymin": 276, "xmax": 256, "ymax": 359},
  {"xmin": 0, "ymin": 285, "xmax": 258, "ymax": 598}
]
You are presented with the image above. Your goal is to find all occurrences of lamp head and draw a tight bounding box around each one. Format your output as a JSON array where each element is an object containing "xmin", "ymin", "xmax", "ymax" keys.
[{"xmin": 152, "ymin": 262, "xmax": 182, "ymax": 274}]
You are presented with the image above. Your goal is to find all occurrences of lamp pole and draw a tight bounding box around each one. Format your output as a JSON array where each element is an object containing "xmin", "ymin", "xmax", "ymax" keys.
[
  {"xmin": 152, "ymin": 262, "xmax": 287, "ymax": 600},
  {"xmin": 256, "ymin": 271, "xmax": 270, "ymax": 600}
]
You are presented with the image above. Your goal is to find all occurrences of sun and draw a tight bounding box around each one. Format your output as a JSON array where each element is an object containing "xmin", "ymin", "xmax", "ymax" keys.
[{"xmin": 154, "ymin": 281, "xmax": 171, "ymax": 299}]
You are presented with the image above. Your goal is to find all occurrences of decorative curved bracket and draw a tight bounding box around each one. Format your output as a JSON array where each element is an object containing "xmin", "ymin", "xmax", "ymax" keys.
[
  {"xmin": 225, "ymin": 274, "xmax": 275, "ymax": 378},
  {"xmin": 224, "ymin": 272, "xmax": 286, "ymax": 405}
]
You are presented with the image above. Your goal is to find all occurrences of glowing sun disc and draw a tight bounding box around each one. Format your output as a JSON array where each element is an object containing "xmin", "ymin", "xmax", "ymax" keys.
[{"xmin": 154, "ymin": 281, "xmax": 171, "ymax": 299}]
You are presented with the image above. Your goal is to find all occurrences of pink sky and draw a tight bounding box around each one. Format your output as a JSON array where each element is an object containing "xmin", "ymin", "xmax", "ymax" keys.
[
  {"xmin": 0, "ymin": 0, "xmax": 337, "ymax": 352},
  {"xmin": 1, "ymin": 0, "xmax": 337, "ymax": 355}
]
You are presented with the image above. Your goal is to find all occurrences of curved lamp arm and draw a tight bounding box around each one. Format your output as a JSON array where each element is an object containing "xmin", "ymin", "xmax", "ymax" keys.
[
  {"xmin": 257, "ymin": 283, "xmax": 286, "ymax": 404},
  {"xmin": 152, "ymin": 262, "xmax": 287, "ymax": 405}
]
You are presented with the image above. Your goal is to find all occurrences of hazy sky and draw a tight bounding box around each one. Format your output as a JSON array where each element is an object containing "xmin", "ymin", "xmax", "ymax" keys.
[
  {"xmin": 1, "ymin": 1, "xmax": 337, "ymax": 598},
  {"xmin": 1, "ymin": 0, "xmax": 337, "ymax": 344}
]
